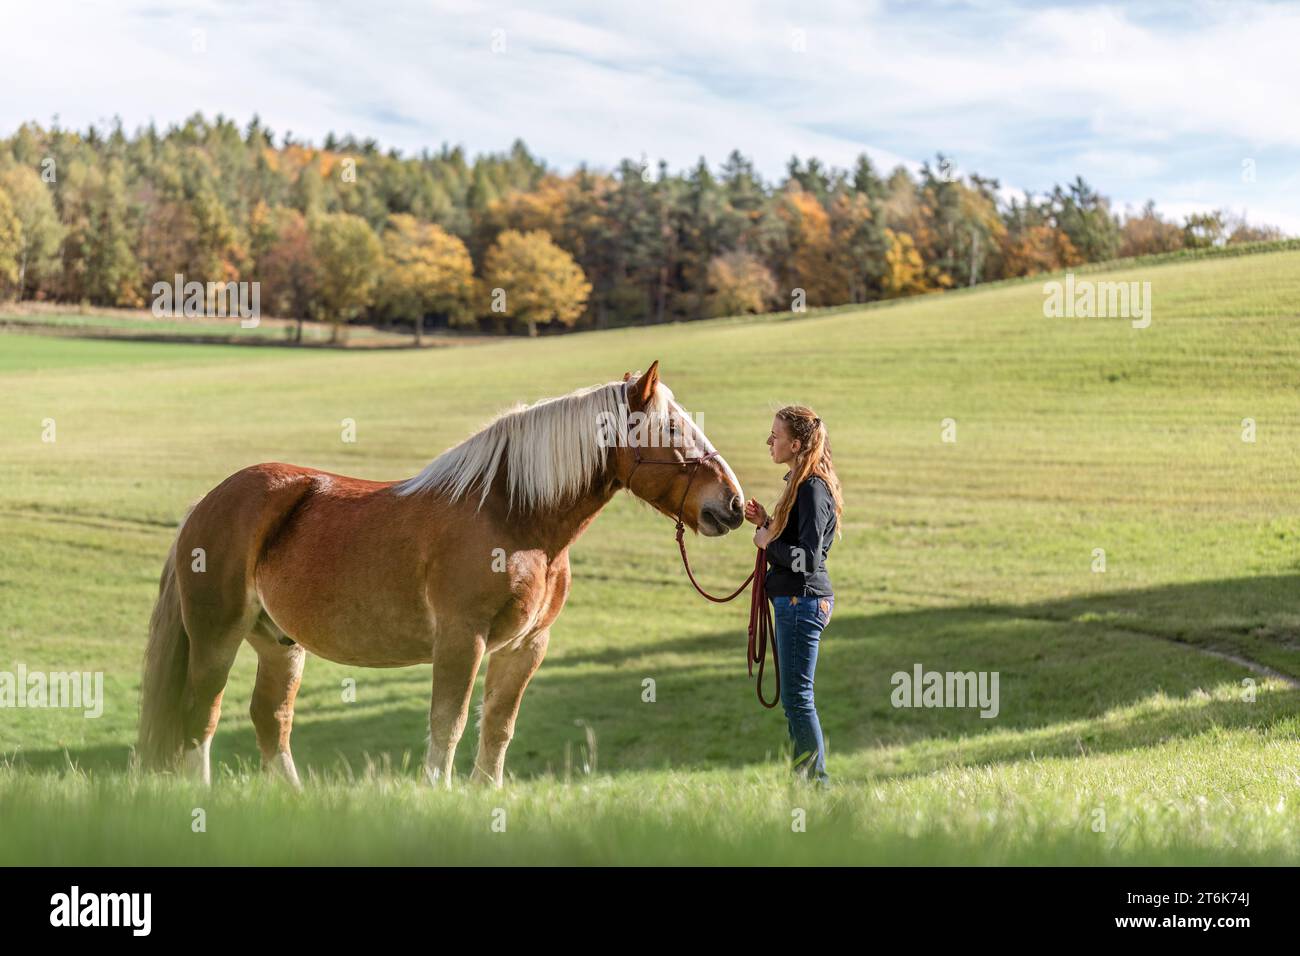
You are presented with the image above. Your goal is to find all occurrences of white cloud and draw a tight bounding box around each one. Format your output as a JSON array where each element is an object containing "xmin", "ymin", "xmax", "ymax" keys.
[{"xmin": 0, "ymin": 0, "xmax": 1295, "ymax": 231}]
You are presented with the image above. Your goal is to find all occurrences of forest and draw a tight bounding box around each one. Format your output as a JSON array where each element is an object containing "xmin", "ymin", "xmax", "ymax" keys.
[{"xmin": 0, "ymin": 113, "xmax": 1284, "ymax": 339}]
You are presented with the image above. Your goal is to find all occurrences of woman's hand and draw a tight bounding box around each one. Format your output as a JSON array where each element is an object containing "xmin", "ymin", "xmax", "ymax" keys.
[
  {"xmin": 753, "ymin": 525, "xmax": 774, "ymax": 549},
  {"xmin": 743, "ymin": 498, "xmax": 768, "ymax": 527}
]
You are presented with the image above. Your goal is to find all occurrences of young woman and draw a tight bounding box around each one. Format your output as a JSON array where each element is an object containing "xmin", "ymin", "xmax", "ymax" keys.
[{"xmin": 746, "ymin": 406, "xmax": 844, "ymax": 787}]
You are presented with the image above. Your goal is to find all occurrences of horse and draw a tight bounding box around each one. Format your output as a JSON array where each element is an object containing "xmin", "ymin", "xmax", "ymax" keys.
[{"xmin": 136, "ymin": 360, "xmax": 745, "ymax": 789}]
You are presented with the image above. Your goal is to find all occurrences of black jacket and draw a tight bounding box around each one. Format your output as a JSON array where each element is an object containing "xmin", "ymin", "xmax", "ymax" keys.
[{"xmin": 765, "ymin": 472, "xmax": 836, "ymax": 597}]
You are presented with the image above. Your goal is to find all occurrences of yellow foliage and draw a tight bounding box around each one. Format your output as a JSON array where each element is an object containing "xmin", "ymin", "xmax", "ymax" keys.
[
  {"xmin": 0, "ymin": 187, "xmax": 22, "ymax": 285},
  {"xmin": 487, "ymin": 175, "xmax": 572, "ymax": 237},
  {"xmin": 706, "ymin": 251, "xmax": 776, "ymax": 316},
  {"xmin": 881, "ymin": 229, "xmax": 932, "ymax": 298},
  {"xmin": 483, "ymin": 229, "xmax": 591, "ymax": 335},
  {"xmin": 378, "ymin": 214, "xmax": 477, "ymax": 326},
  {"xmin": 777, "ymin": 186, "xmax": 838, "ymax": 305}
]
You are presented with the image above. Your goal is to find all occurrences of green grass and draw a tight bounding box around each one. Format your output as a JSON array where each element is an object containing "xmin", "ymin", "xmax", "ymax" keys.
[{"xmin": 3, "ymin": 248, "xmax": 1300, "ymax": 864}]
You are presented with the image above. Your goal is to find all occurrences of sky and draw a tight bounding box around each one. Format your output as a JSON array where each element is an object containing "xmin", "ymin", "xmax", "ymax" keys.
[{"xmin": 2, "ymin": 0, "xmax": 1298, "ymax": 231}]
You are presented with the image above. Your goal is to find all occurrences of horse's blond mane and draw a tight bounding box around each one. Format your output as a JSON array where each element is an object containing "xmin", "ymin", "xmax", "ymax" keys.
[{"xmin": 394, "ymin": 378, "xmax": 672, "ymax": 511}]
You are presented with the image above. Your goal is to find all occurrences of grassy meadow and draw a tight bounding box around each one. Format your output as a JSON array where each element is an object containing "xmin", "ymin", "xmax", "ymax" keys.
[
  {"xmin": 2, "ymin": 249, "xmax": 1300, "ymax": 864},
  {"xmin": 0, "ymin": 307, "xmax": 435, "ymax": 346}
]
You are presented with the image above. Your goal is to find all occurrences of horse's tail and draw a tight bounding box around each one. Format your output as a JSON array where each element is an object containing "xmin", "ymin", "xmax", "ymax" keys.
[{"xmin": 136, "ymin": 518, "xmax": 192, "ymax": 771}]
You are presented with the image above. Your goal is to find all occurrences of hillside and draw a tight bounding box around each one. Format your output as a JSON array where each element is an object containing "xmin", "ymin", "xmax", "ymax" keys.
[{"xmin": 2, "ymin": 247, "xmax": 1299, "ymax": 864}]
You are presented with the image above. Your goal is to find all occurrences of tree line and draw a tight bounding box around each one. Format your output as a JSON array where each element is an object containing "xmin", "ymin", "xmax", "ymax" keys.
[{"xmin": 0, "ymin": 113, "xmax": 1285, "ymax": 340}]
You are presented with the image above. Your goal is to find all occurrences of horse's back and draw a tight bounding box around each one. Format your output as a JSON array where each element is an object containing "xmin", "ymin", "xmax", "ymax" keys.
[
  {"xmin": 229, "ymin": 463, "xmax": 451, "ymax": 665},
  {"xmin": 172, "ymin": 464, "xmax": 311, "ymax": 634},
  {"xmin": 176, "ymin": 461, "xmax": 542, "ymax": 666}
]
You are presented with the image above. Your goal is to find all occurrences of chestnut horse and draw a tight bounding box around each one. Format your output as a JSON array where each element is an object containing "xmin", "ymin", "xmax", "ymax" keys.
[{"xmin": 137, "ymin": 361, "xmax": 744, "ymax": 788}]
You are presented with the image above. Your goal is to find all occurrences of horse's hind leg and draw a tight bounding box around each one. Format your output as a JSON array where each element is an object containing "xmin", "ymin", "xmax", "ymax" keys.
[
  {"xmin": 171, "ymin": 465, "xmax": 315, "ymax": 784},
  {"xmin": 247, "ymin": 614, "xmax": 306, "ymax": 789},
  {"xmin": 180, "ymin": 623, "xmax": 247, "ymax": 785}
]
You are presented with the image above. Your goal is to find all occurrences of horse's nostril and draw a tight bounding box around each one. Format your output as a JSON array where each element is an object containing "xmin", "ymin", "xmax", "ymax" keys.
[{"xmin": 728, "ymin": 495, "xmax": 743, "ymax": 515}]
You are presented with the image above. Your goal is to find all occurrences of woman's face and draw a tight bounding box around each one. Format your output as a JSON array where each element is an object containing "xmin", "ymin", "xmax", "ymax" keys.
[{"xmin": 767, "ymin": 415, "xmax": 801, "ymax": 465}]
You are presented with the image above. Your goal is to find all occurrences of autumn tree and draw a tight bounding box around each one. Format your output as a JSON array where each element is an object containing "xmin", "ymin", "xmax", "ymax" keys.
[
  {"xmin": 705, "ymin": 250, "xmax": 776, "ymax": 317},
  {"xmin": 956, "ymin": 175, "xmax": 1007, "ymax": 286},
  {"xmin": 882, "ymin": 166, "xmax": 928, "ymax": 246},
  {"xmin": 1118, "ymin": 201, "xmax": 1184, "ymax": 257},
  {"xmin": 996, "ymin": 196, "xmax": 1084, "ymax": 277},
  {"xmin": 309, "ymin": 212, "xmax": 382, "ymax": 342},
  {"xmin": 0, "ymin": 166, "xmax": 65, "ymax": 298},
  {"xmin": 483, "ymin": 229, "xmax": 590, "ymax": 336},
  {"xmin": 1224, "ymin": 212, "xmax": 1283, "ymax": 244},
  {"xmin": 999, "ymin": 225, "xmax": 1081, "ymax": 277},
  {"xmin": 0, "ymin": 186, "xmax": 22, "ymax": 288},
  {"xmin": 472, "ymin": 173, "xmax": 572, "ymax": 263},
  {"xmin": 908, "ymin": 160, "xmax": 1006, "ymax": 288},
  {"xmin": 253, "ymin": 205, "xmax": 319, "ymax": 341},
  {"xmin": 376, "ymin": 213, "xmax": 477, "ymax": 343},
  {"xmin": 829, "ymin": 188, "xmax": 888, "ymax": 303},
  {"xmin": 880, "ymin": 229, "xmax": 933, "ymax": 298},
  {"xmin": 773, "ymin": 184, "xmax": 837, "ymax": 307}
]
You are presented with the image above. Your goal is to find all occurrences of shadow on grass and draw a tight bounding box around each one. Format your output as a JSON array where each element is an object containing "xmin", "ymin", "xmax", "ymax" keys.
[{"xmin": 13, "ymin": 574, "xmax": 1300, "ymax": 782}]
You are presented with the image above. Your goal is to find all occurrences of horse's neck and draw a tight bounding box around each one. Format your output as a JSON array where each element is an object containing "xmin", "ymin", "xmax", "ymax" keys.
[
  {"xmin": 545, "ymin": 485, "xmax": 618, "ymax": 554},
  {"xmin": 491, "ymin": 472, "xmax": 620, "ymax": 558}
]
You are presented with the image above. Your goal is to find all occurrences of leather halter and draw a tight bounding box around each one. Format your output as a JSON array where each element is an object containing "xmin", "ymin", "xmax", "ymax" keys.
[
  {"xmin": 617, "ymin": 381, "xmax": 779, "ymax": 708},
  {"xmin": 619, "ymin": 380, "xmax": 720, "ymax": 535}
]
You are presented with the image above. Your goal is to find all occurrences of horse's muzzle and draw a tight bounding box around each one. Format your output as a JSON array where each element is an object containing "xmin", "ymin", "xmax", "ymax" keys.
[{"xmin": 700, "ymin": 496, "xmax": 745, "ymax": 536}]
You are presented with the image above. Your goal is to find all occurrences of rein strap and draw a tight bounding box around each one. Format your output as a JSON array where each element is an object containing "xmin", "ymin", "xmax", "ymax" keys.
[{"xmin": 675, "ymin": 522, "xmax": 778, "ymax": 709}]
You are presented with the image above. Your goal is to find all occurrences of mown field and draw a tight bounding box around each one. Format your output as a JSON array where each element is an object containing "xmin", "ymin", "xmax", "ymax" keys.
[
  {"xmin": 0, "ymin": 308, "xmax": 438, "ymax": 346},
  {"xmin": 2, "ymin": 250, "xmax": 1300, "ymax": 865}
]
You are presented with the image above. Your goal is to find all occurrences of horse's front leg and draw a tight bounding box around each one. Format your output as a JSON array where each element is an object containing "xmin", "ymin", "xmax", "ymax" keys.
[
  {"xmin": 471, "ymin": 628, "xmax": 551, "ymax": 788},
  {"xmin": 423, "ymin": 627, "xmax": 486, "ymax": 788}
]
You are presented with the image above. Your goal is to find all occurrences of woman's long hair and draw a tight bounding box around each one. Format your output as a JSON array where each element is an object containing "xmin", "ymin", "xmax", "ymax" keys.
[{"xmin": 768, "ymin": 405, "xmax": 844, "ymax": 539}]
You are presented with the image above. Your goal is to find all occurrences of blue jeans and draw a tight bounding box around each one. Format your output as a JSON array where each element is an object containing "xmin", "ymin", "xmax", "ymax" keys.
[{"xmin": 771, "ymin": 593, "xmax": 834, "ymax": 785}]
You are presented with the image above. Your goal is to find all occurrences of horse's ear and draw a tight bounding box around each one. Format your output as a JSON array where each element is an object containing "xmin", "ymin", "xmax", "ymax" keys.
[
  {"xmin": 629, "ymin": 360, "xmax": 659, "ymax": 408},
  {"xmin": 622, "ymin": 371, "xmax": 633, "ymax": 382}
]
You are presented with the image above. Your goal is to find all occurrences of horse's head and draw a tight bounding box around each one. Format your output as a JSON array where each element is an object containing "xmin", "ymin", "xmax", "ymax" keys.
[{"xmin": 613, "ymin": 361, "xmax": 745, "ymax": 537}]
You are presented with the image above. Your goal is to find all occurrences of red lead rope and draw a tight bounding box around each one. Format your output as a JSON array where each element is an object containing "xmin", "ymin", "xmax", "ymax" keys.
[
  {"xmin": 674, "ymin": 523, "xmax": 778, "ymax": 708},
  {"xmin": 745, "ymin": 548, "xmax": 777, "ymax": 708}
]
